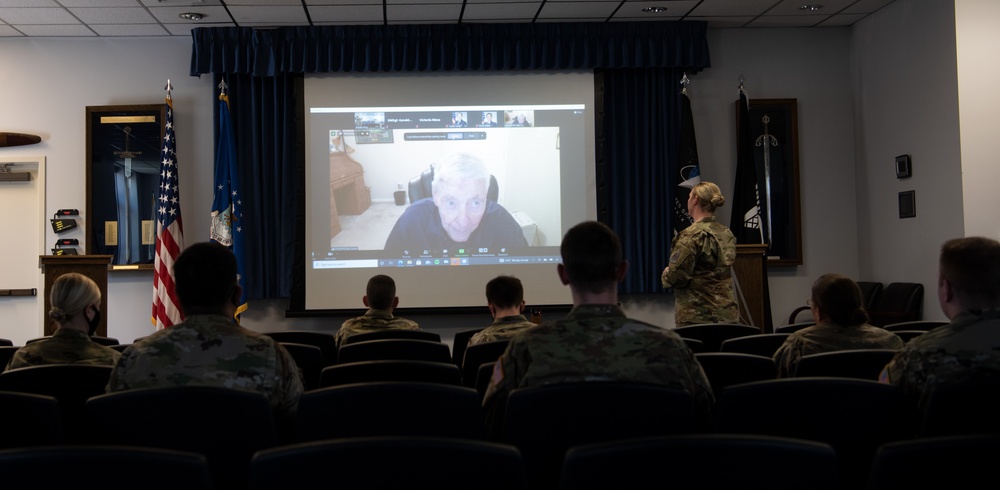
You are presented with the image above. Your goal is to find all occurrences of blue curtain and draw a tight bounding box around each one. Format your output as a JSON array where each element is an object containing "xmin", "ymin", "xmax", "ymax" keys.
[{"xmin": 193, "ymin": 22, "xmax": 709, "ymax": 298}]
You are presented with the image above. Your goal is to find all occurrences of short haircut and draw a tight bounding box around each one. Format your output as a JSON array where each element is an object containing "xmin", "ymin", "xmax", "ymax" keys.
[
  {"xmin": 811, "ymin": 273, "xmax": 868, "ymax": 326},
  {"xmin": 432, "ymin": 153, "xmax": 490, "ymax": 193},
  {"xmin": 560, "ymin": 221, "xmax": 623, "ymax": 294},
  {"xmin": 486, "ymin": 275, "xmax": 524, "ymax": 309},
  {"xmin": 940, "ymin": 237, "xmax": 1000, "ymax": 307},
  {"xmin": 173, "ymin": 242, "xmax": 238, "ymax": 311},
  {"xmin": 49, "ymin": 273, "xmax": 101, "ymax": 324},
  {"xmin": 366, "ymin": 275, "xmax": 397, "ymax": 310}
]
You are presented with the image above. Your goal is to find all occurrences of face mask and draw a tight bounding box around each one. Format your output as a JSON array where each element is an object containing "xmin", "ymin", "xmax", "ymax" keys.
[{"xmin": 87, "ymin": 307, "xmax": 101, "ymax": 336}]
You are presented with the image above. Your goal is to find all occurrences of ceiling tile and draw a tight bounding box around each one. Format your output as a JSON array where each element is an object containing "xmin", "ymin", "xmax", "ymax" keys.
[
  {"xmin": 225, "ymin": 0, "xmax": 303, "ymax": 5},
  {"xmin": 817, "ymin": 13, "xmax": 866, "ymax": 26},
  {"xmin": 841, "ymin": 0, "xmax": 896, "ymax": 15},
  {"xmin": 768, "ymin": 0, "xmax": 856, "ymax": 16},
  {"xmin": 463, "ymin": 3, "xmax": 540, "ymax": 21},
  {"xmin": 0, "ymin": 7, "xmax": 79, "ymax": 25},
  {"xmin": 387, "ymin": 0, "xmax": 465, "ymax": 4},
  {"xmin": 748, "ymin": 15, "xmax": 832, "ymax": 27},
  {"xmin": 536, "ymin": 1, "xmax": 619, "ymax": 20},
  {"xmin": 308, "ymin": 5, "xmax": 383, "ymax": 24},
  {"xmin": 0, "ymin": 25, "xmax": 25, "ymax": 36},
  {"xmin": 148, "ymin": 6, "xmax": 232, "ymax": 24},
  {"xmin": 619, "ymin": 1, "xmax": 699, "ymax": 18},
  {"xmin": 683, "ymin": 16, "xmax": 755, "ymax": 28},
  {"xmin": 227, "ymin": 5, "xmax": 309, "ymax": 23},
  {"xmin": 387, "ymin": 4, "xmax": 462, "ymax": 22},
  {"xmin": 90, "ymin": 23, "xmax": 171, "ymax": 36},
  {"xmin": 13, "ymin": 24, "xmax": 95, "ymax": 36},
  {"xmin": 59, "ymin": 0, "xmax": 143, "ymax": 7},
  {"xmin": 68, "ymin": 7, "xmax": 158, "ymax": 24},
  {"xmin": 165, "ymin": 22, "xmax": 234, "ymax": 35},
  {"xmin": 306, "ymin": 0, "xmax": 381, "ymax": 5},
  {"xmin": 3, "ymin": 0, "xmax": 61, "ymax": 6},
  {"xmin": 688, "ymin": 0, "xmax": 779, "ymax": 17}
]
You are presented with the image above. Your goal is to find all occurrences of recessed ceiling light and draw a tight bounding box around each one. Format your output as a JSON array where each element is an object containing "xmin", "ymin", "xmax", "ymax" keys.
[
  {"xmin": 178, "ymin": 12, "xmax": 205, "ymax": 21},
  {"xmin": 799, "ymin": 4, "xmax": 824, "ymax": 12},
  {"xmin": 642, "ymin": 7, "xmax": 667, "ymax": 14}
]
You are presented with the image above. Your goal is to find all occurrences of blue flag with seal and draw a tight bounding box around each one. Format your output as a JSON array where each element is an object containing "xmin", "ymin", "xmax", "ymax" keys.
[{"xmin": 210, "ymin": 82, "xmax": 248, "ymax": 319}]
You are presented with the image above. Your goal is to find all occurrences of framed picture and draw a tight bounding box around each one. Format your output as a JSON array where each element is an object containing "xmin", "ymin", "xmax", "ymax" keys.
[
  {"xmin": 736, "ymin": 98, "xmax": 803, "ymax": 266},
  {"xmin": 899, "ymin": 190, "xmax": 916, "ymax": 218},
  {"xmin": 895, "ymin": 154, "xmax": 911, "ymax": 178}
]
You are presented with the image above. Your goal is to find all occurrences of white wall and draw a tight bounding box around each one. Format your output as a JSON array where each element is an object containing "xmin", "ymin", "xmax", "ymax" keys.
[
  {"xmin": 851, "ymin": 0, "xmax": 963, "ymax": 321},
  {"xmin": 956, "ymin": 0, "xmax": 1000, "ymax": 240}
]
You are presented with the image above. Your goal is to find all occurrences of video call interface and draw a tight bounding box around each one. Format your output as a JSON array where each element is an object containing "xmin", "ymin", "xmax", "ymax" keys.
[{"xmin": 307, "ymin": 104, "xmax": 588, "ymax": 272}]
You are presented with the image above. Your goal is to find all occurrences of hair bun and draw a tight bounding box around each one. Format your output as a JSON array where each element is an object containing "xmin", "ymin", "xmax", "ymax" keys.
[
  {"xmin": 48, "ymin": 306, "xmax": 68, "ymax": 323},
  {"xmin": 711, "ymin": 194, "xmax": 726, "ymax": 208}
]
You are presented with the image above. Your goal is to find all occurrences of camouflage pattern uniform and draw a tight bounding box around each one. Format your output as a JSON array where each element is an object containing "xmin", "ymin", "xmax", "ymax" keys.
[
  {"xmin": 661, "ymin": 217, "xmax": 738, "ymax": 326},
  {"xmin": 468, "ymin": 314, "xmax": 536, "ymax": 346},
  {"xmin": 482, "ymin": 304, "xmax": 714, "ymax": 434},
  {"xmin": 5, "ymin": 328, "xmax": 121, "ymax": 371},
  {"xmin": 335, "ymin": 308, "xmax": 421, "ymax": 348},
  {"xmin": 881, "ymin": 308, "xmax": 1000, "ymax": 405},
  {"xmin": 773, "ymin": 322, "xmax": 904, "ymax": 377},
  {"xmin": 106, "ymin": 314, "xmax": 303, "ymax": 416}
]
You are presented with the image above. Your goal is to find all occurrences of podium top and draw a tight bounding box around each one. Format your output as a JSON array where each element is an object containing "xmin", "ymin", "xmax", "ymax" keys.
[{"xmin": 38, "ymin": 255, "xmax": 113, "ymax": 272}]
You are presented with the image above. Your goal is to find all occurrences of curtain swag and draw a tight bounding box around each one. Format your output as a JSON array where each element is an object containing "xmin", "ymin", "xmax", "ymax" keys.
[{"xmin": 190, "ymin": 22, "xmax": 710, "ymax": 76}]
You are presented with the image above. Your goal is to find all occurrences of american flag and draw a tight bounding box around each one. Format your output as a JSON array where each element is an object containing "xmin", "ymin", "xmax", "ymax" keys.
[{"xmin": 152, "ymin": 94, "xmax": 185, "ymax": 329}]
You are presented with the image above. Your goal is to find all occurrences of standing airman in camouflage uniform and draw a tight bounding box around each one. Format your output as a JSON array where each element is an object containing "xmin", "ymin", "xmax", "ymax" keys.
[
  {"xmin": 774, "ymin": 274, "xmax": 903, "ymax": 377},
  {"xmin": 6, "ymin": 273, "xmax": 120, "ymax": 371},
  {"xmin": 468, "ymin": 275, "xmax": 536, "ymax": 346},
  {"xmin": 662, "ymin": 181, "xmax": 738, "ymax": 326},
  {"xmin": 881, "ymin": 237, "xmax": 1000, "ymax": 405},
  {"xmin": 335, "ymin": 274, "xmax": 421, "ymax": 348},
  {"xmin": 106, "ymin": 243, "xmax": 302, "ymax": 417},
  {"xmin": 483, "ymin": 221, "xmax": 713, "ymax": 436}
]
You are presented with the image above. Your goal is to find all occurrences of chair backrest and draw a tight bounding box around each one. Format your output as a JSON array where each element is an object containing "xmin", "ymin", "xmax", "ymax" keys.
[
  {"xmin": 279, "ymin": 342, "xmax": 324, "ymax": 391},
  {"xmin": 714, "ymin": 377, "xmax": 916, "ymax": 488},
  {"xmin": 559, "ymin": 434, "xmax": 839, "ymax": 490},
  {"xmin": 87, "ymin": 386, "xmax": 277, "ymax": 490},
  {"xmin": 919, "ymin": 379, "xmax": 1000, "ymax": 437},
  {"xmin": 792, "ymin": 349, "xmax": 898, "ymax": 380},
  {"xmin": 408, "ymin": 166, "xmax": 499, "ymax": 203},
  {"xmin": 0, "ymin": 391, "xmax": 64, "ymax": 448},
  {"xmin": 0, "ymin": 445, "xmax": 214, "ymax": 490},
  {"xmin": 0, "ymin": 364, "xmax": 113, "ymax": 442},
  {"xmin": 888, "ymin": 330, "xmax": 926, "ymax": 343},
  {"xmin": 0, "ymin": 338, "xmax": 14, "ymax": 347},
  {"xmin": 681, "ymin": 337, "xmax": 707, "ymax": 353},
  {"xmin": 250, "ymin": 436, "xmax": 528, "ymax": 490},
  {"xmin": 320, "ymin": 360, "xmax": 460, "ymax": 387},
  {"xmin": 869, "ymin": 282, "xmax": 924, "ymax": 326},
  {"xmin": 0, "ymin": 346, "xmax": 19, "ymax": 370},
  {"xmin": 787, "ymin": 305, "xmax": 812, "ymax": 325},
  {"xmin": 262, "ymin": 331, "xmax": 338, "ymax": 366},
  {"xmin": 774, "ymin": 322, "xmax": 816, "ymax": 334},
  {"xmin": 503, "ymin": 381, "xmax": 701, "ymax": 490},
  {"xmin": 672, "ymin": 323, "xmax": 761, "ymax": 352},
  {"xmin": 476, "ymin": 362, "xmax": 495, "ymax": 398},
  {"xmin": 857, "ymin": 281, "xmax": 884, "ymax": 311},
  {"xmin": 694, "ymin": 352, "xmax": 776, "ymax": 396},
  {"xmin": 451, "ymin": 328, "xmax": 485, "ymax": 367},
  {"xmin": 882, "ymin": 320, "xmax": 948, "ymax": 332},
  {"xmin": 461, "ymin": 340, "xmax": 509, "ymax": 387},
  {"xmin": 344, "ymin": 329, "xmax": 442, "ymax": 345},
  {"xmin": 337, "ymin": 339, "xmax": 451, "ymax": 364},
  {"xmin": 720, "ymin": 333, "xmax": 791, "ymax": 357},
  {"xmin": 110, "ymin": 343, "xmax": 131, "ymax": 353},
  {"xmin": 295, "ymin": 382, "xmax": 485, "ymax": 442},
  {"xmin": 868, "ymin": 435, "xmax": 1000, "ymax": 490}
]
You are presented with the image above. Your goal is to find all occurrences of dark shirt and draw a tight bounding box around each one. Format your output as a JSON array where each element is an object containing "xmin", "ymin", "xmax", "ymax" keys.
[{"xmin": 384, "ymin": 198, "xmax": 528, "ymax": 253}]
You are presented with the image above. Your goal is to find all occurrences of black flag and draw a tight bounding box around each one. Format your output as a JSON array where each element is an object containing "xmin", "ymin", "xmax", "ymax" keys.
[
  {"xmin": 730, "ymin": 89, "xmax": 767, "ymax": 244},
  {"xmin": 671, "ymin": 92, "xmax": 700, "ymax": 234}
]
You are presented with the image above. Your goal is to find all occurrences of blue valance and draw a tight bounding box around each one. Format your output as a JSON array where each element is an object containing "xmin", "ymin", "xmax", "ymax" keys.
[{"xmin": 190, "ymin": 22, "xmax": 709, "ymax": 76}]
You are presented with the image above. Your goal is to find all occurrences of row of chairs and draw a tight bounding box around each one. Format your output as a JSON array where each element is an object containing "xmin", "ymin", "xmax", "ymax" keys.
[
  {"xmin": 2, "ymin": 374, "xmax": 997, "ymax": 488},
  {"xmin": 1, "ymin": 433, "xmax": 994, "ymax": 490}
]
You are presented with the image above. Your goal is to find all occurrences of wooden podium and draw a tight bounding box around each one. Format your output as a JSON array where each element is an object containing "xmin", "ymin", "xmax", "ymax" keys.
[
  {"xmin": 733, "ymin": 244, "xmax": 773, "ymax": 333},
  {"xmin": 38, "ymin": 255, "xmax": 112, "ymax": 336}
]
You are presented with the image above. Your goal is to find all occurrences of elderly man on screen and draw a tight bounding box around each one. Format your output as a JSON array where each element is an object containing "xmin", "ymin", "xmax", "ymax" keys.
[{"xmin": 384, "ymin": 153, "xmax": 527, "ymax": 253}]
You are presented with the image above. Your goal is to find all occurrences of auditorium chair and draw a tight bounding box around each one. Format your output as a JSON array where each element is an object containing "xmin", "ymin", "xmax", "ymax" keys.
[
  {"xmin": 792, "ymin": 349, "xmax": 898, "ymax": 380},
  {"xmin": 720, "ymin": 333, "xmax": 791, "ymax": 358},
  {"xmin": 451, "ymin": 328, "xmax": 485, "ymax": 367},
  {"xmin": 773, "ymin": 322, "xmax": 816, "ymax": 334},
  {"xmin": 337, "ymin": 339, "xmax": 451, "ymax": 364},
  {"xmin": 918, "ymin": 379, "xmax": 1000, "ymax": 437},
  {"xmin": 249, "ymin": 436, "xmax": 528, "ymax": 490},
  {"xmin": 714, "ymin": 377, "xmax": 916, "ymax": 489},
  {"xmin": 0, "ymin": 346, "xmax": 18, "ymax": 370},
  {"xmin": 868, "ymin": 282, "xmax": 923, "ymax": 327},
  {"xmin": 262, "ymin": 330, "xmax": 338, "ymax": 366},
  {"xmin": 0, "ymin": 364, "xmax": 112, "ymax": 443},
  {"xmin": 343, "ymin": 329, "xmax": 442, "ymax": 344},
  {"xmin": 787, "ymin": 281, "xmax": 883, "ymax": 325},
  {"xmin": 694, "ymin": 352, "xmax": 777, "ymax": 397},
  {"xmin": 295, "ymin": 382, "xmax": 486, "ymax": 442},
  {"xmin": 503, "ymin": 382, "xmax": 703, "ymax": 490},
  {"xmin": 672, "ymin": 323, "xmax": 761, "ymax": 352},
  {"xmin": 0, "ymin": 445, "xmax": 214, "ymax": 490},
  {"xmin": 868, "ymin": 435, "xmax": 1000, "ymax": 490},
  {"xmin": 559, "ymin": 434, "xmax": 839, "ymax": 490},
  {"xmin": 0, "ymin": 391, "xmax": 64, "ymax": 448},
  {"xmin": 320, "ymin": 360, "xmax": 460, "ymax": 387},
  {"xmin": 87, "ymin": 386, "xmax": 278, "ymax": 490},
  {"xmin": 461, "ymin": 340, "xmax": 510, "ymax": 387},
  {"xmin": 0, "ymin": 338, "xmax": 13, "ymax": 346},
  {"xmin": 279, "ymin": 342, "xmax": 324, "ymax": 391},
  {"xmin": 882, "ymin": 320, "xmax": 948, "ymax": 332}
]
